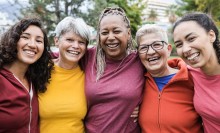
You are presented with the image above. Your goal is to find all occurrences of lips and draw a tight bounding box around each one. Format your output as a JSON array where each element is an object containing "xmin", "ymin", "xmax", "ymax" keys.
[
  {"xmin": 148, "ymin": 56, "xmax": 160, "ymax": 62},
  {"xmin": 106, "ymin": 43, "xmax": 119, "ymax": 49},
  {"xmin": 186, "ymin": 52, "xmax": 199, "ymax": 61},
  {"xmin": 23, "ymin": 49, "xmax": 36, "ymax": 56},
  {"xmin": 67, "ymin": 50, "xmax": 80, "ymax": 55}
]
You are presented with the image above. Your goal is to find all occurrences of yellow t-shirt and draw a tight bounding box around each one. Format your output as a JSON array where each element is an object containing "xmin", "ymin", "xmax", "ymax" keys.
[{"xmin": 38, "ymin": 65, "xmax": 87, "ymax": 133}]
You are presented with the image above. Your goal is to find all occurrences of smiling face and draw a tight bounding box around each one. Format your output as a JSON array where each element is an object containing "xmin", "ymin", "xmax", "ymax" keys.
[
  {"xmin": 173, "ymin": 21, "xmax": 216, "ymax": 68},
  {"xmin": 138, "ymin": 33, "xmax": 172, "ymax": 75},
  {"xmin": 55, "ymin": 31, "xmax": 87, "ymax": 68},
  {"xmin": 16, "ymin": 25, "xmax": 44, "ymax": 66},
  {"xmin": 99, "ymin": 14, "xmax": 131, "ymax": 60}
]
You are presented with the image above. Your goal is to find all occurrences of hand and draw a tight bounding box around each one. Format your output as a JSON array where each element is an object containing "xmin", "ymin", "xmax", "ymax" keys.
[{"xmin": 130, "ymin": 106, "xmax": 139, "ymax": 123}]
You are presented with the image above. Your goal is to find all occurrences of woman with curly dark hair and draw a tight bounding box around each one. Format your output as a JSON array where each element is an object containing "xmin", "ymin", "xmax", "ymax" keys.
[{"xmin": 0, "ymin": 18, "xmax": 53, "ymax": 133}]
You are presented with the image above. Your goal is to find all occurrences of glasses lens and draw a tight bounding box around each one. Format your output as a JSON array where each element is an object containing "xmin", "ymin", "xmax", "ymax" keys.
[
  {"xmin": 138, "ymin": 46, "xmax": 148, "ymax": 54},
  {"xmin": 152, "ymin": 41, "xmax": 164, "ymax": 50}
]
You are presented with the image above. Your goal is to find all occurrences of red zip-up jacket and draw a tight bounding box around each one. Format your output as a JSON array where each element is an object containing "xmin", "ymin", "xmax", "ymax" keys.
[
  {"xmin": 0, "ymin": 68, "xmax": 39, "ymax": 133},
  {"xmin": 139, "ymin": 58, "xmax": 203, "ymax": 133}
]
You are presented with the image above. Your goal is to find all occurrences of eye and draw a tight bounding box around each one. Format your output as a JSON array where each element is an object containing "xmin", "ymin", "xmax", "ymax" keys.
[
  {"xmin": 114, "ymin": 30, "xmax": 121, "ymax": 34},
  {"xmin": 20, "ymin": 35, "xmax": 29, "ymax": 39},
  {"xmin": 101, "ymin": 31, "xmax": 108, "ymax": 35},
  {"xmin": 36, "ymin": 39, "xmax": 43, "ymax": 43},
  {"xmin": 79, "ymin": 41, "xmax": 86, "ymax": 45},
  {"xmin": 175, "ymin": 42, "xmax": 183, "ymax": 48},
  {"xmin": 188, "ymin": 36, "xmax": 196, "ymax": 42},
  {"xmin": 139, "ymin": 46, "xmax": 148, "ymax": 51},
  {"xmin": 152, "ymin": 42, "xmax": 163, "ymax": 49},
  {"xmin": 66, "ymin": 38, "xmax": 73, "ymax": 42}
]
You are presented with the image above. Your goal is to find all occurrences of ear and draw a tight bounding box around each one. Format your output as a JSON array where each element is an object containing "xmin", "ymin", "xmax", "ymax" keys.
[
  {"xmin": 167, "ymin": 43, "xmax": 173, "ymax": 56},
  {"xmin": 208, "ymin": 30, "xmax": 216, "ymax": 43},
  {"xmin": 54, "ymin": 37, "xmax": 59, "ymax": 47},
  {"xmin": 127, "ymin": 28, "xmax": 131, "ymax": 39}
]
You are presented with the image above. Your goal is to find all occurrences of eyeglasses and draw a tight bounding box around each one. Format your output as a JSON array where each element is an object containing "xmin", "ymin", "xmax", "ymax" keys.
[{"xmin": 138, "ymin": 41, "xmax": 167, "ymax": 54}]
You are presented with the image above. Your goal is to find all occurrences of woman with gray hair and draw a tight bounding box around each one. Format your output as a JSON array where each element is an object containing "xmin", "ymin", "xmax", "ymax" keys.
[
  {"xmin": 136, "ymin": 25, "xmax": 203, "ymax": 133},
  {"xmin": 84, "ymin": 7, "xmax": 145, "ymax": 133},
  {"xmin": 38, "ymin": 16, "xmax": 90, "ymax": 133}
]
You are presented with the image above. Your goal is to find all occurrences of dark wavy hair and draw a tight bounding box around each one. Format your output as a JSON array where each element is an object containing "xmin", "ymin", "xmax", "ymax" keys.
[
  {"xmin": 173, "ymin": 12, "xmax": 220, "ymax": 64},
  {"xmin": 0, "ymin": 18, "xmax": 53, "ymax": 92}
]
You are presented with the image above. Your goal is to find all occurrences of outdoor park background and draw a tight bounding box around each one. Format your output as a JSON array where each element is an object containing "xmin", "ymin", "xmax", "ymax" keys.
[{"xmin": 0, "ymin": 0, "xmax": 220, "ymax": 56}]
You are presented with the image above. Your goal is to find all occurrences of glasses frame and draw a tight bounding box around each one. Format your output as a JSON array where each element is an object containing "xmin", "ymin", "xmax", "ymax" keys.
[{"xmin": 137, "ymin": 41, "xmax": 168, "ymax": 54}]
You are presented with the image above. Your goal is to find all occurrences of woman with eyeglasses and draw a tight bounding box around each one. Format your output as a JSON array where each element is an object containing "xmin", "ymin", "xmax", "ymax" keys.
[
  {"xmin": 136, "ymin": 25, "xmax": 203, "ymax": 133},
  {"xmin": 84, "ymin": 7, "xmax": 145, "ymax": 133}
]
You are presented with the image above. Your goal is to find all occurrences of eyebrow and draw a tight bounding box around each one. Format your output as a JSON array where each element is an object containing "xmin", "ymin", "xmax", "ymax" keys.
[
  {"xmin": 185, "ymin": 32, "xmax": 193, "ymax": 39},
  {"xmin": 22, "ymin": 32, "xmax": 44, "ymax": 39},
  {"xmin": 140, "ymin": 41, "xmax": 162, "ymax": 46},
  {"xmin": 174, "ymin": 32, "xmax": 193, "ymax": 44}
]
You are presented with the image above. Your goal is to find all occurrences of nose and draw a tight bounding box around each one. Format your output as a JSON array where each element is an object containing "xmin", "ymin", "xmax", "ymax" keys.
[
  {"xmin": 107, "ymin": 32, "xmax": 115, "ymax": 41},
  {"xmin": 147, "ymin": 45, "xmax": 156, "ymax": 54},
  {"xmin": 72, "ymin": 41, "xmax": 79, "ymax": 48},
  {"xmin": 27, "ymin": 38, "xmax": 37, "ymax": 48},
  {"xmin": 182, "ymin": 42, "xmax": 191, "ymax": 54}
]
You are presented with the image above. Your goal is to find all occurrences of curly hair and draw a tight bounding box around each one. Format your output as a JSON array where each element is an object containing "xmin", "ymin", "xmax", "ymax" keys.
[
  {"xmin": 173, "ymin": 12, "xmax": 220, "ymax": 64},
  {"xmin": 0, "ymin": 18, "xmax": 53, "ymax": 92}
]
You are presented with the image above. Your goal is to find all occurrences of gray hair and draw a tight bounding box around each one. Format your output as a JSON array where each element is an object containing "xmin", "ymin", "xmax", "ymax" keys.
[
  {"xmin": 54, "ymin": 16, "xmax": 90, "ymax": 44},
  {"xmin": 135, "ymin": 24, "xmax": 168, "ymax": 45},
  {"xmin": 95, "ymin": 7, "xmax": 136, "ymax": 81}
]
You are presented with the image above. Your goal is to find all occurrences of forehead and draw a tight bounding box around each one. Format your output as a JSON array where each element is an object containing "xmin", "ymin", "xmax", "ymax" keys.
[
  {"xmin": 139, "ymin": 33, "xmax": 163, "ymax": 45},
  {"xmin": 100, "ymin": 15, "xmax": 126, "ymax": 29},
  {"xmin": 61, "ymin": 31, "xmax": 85, "ymax": 40},
  {"xmin": 23, "ymin": 25, "xmax": 44, "ymax": 37},
  {"xmin": 173, "ymin": 21, "xmax": 205, "ymax": 38}
]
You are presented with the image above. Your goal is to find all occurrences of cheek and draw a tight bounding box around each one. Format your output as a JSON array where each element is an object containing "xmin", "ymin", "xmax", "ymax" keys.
[
  {"xmin": 99, "ymin": 35, "xmax": 106, "ymax": 42},
  {"xmin": 139, "ymin": 54, "xmax": 147, "ymax": 62},
  {"xmin": 175, "ymin": 48, "xmax": 183, "ymax": 57},
  {"xmin": 81, "ymin": 46, "xmax": 87, "ymax": 54},
  {"xmin": 39, "ymin": 45, "xmax": 45, "ymax": 53}
]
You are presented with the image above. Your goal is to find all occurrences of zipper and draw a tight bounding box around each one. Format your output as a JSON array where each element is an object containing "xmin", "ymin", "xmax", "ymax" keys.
[
  {"xmin": 158, "ymin": 92, "xmax": 161, "ymax": 133},
  {"xmin": 29, "ymin": 84, "xmax": 33, "ymax": 133},
  {"xmin": 13, "ymin": 74, "xmax": 33, "ymax": 133}
]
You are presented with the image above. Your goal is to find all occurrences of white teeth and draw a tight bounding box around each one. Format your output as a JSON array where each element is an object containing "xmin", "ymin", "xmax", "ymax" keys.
[
  {"xmin": 187, "ymin": 53, "xmax": 199, "ymax": 61},
  {"xmin": 107, "ymin": 44, "xmax": 118, "ymax": 48},
  {"xmin": 68, "ymin": 51, "xmax": 80, "ymax": 55},
  {"xmin": 148, "ymin": 57, "xmax": 159, "ymax": 62},
  {"xmin": 24, "ymin": 50, "xmax": 35, "ymax": 55}
]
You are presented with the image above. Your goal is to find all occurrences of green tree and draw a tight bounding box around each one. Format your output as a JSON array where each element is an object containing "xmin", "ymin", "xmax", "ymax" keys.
[
  {"xmin": 84, "ymin": 0, "xmax": 108, "ymax": 28},
  {"xmin": 85, "ymin": 0, "xmax": 145, "ymax": 37},
  {"xmin": 177, "ymin": 0, "xmax": 220, "ymax": 27},
  {"xmin": 166, "ymin": 4, "xmax": 178, "ymax": 24},
  {"xmin": 20, "ymin": 0, "xmax": 92, "ymax": 44},
  {"xmin": 147, "ymin": 9, "xmax": 158, "ymax": 22},
  {"xmin": 19, "ymin": 0, "xmax": 144, "ymax": 42}
]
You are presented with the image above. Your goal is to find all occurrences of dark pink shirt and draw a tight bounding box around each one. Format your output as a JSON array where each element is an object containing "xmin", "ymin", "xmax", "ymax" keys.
[
  {"xmin": 0, "ymin": 68, "xmax": 39, "ymax": 133},
  {"xmin": 85, "ymin": 48, "xmax": 145, "ymax": 133}
]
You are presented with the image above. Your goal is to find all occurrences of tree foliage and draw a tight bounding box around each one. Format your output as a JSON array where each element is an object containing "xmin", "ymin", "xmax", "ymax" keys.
[
  {"xmin": 85, "ymin": 0, "xmax": 145, "ymax": 37},
  {"xmin": 176, "ymin": 0, "xmax": 220, "ymax": 27},
  {"xmin": 19, "ymin": 0, "xmax": 144, "ymax": 43},
  {"xmin": 20, "ymin": 0, "xmax": 92, "ymax": 43}
]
